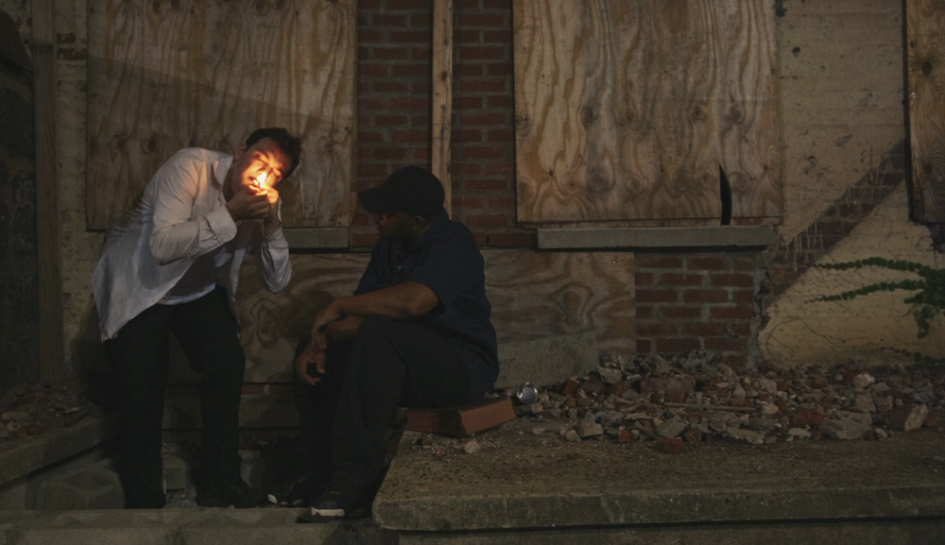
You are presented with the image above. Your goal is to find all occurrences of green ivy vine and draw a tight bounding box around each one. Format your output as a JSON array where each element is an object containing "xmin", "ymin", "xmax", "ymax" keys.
[{"xmin": 811, "ymin": 257, "xmax": 945, "ymax": 338}]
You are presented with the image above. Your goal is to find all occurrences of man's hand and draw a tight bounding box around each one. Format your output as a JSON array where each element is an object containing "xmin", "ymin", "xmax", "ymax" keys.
[
  {"xmin": 225, "ymin": 185, "xmax": 271, "ymax": 221},
  {"xmin": 312, "ymin": 300, "xmax": 345, "ymax": 335},
  {"xmin": 295, "ymin": 333, "xmax": 329, "ymax": 386},
  {"xmin": 262, "ymin": 186, "xmax": 281, "ymax": 225}
]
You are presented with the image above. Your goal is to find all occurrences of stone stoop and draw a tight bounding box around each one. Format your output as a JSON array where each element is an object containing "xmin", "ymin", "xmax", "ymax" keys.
[
  {"xmin": 0, "ymin": 509, "xmax": 395, "ymax": 545},
  {"xmin": 372, "ymin": 427, "xmax": 945, "ymax": 545}
]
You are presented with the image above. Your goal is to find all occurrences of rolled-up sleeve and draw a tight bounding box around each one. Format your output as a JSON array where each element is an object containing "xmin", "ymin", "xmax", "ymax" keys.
[{"xmin": 254, "ymin": 222, "xmax": 292, "ymax": 293}]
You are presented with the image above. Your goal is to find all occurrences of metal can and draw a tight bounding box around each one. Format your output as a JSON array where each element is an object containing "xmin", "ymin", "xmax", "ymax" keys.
[{"xmin": 515, "ymin": 382, "xmax": 538, "ymax": 405}]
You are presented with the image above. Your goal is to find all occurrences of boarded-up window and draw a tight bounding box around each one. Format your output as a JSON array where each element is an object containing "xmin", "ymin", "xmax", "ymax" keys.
[
  {"xmin": 513, "ymin": 0, "xmax": 782, "ymax": 226},
  {"xmin": 906, "ymin": 0, "xmax": 945, "ymax": 223},
  {"xmin": 87, "ymin": 0, "xmax": 356, "ymax": 231}
]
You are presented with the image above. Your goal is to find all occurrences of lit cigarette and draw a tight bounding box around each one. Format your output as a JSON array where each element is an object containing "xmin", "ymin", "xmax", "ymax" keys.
[{"xmin": 252, "ymin": 171, "xmax": 269, "ymax": 190}]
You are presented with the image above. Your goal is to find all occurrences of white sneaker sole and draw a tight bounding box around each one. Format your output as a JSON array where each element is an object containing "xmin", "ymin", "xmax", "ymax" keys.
[{"xmin": 310, "ymin": 506, "xmax": 345, "ymax": 518}]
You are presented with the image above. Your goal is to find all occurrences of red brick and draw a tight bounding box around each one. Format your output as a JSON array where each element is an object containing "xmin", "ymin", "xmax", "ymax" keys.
[
  {"xmin": 390, "ymin": 30, "xmax": 430, "ymax": 43},
  {"xmin": 374, "ymin": 147, "xmax": 409, "ymax": 160},
  {"xmin": 682, "ymin": 323, "xmax": 728, "ymax": 336},
  {"xmin": 636, "ymin": 339, "xmax": 652, "ymax": 353},
  {"xmin": 486, "ymin": 128, "xmax": 514, "ymax": 142},
  {"xmin": 636, "ymin": 255, "xmax": 684, "ymax": 269},
  {"xmin": 659, "ymin": 307, "xmax": 702, "ymax": 319},
  {"xmin": 464, "ymin": 179, "xmax": 508, "ymax": 191},
  {"xmin": 488, "ymin": 196, "xmax": 516, "ymax": 210},
  {"xmin": 470, "ymin": 232, "xmax": 488, "ymax": 246},
  {"xmin": 452, "ymin": 129, "xmax": 483, "ymax": 143},
  {"xmin": 688, "ymin": 256, "xmax": 731, "ymax": 271},
  {"xmin": 372, "ymin": 80, "xmax": 410, "ymax": 93},
  {"xmin": 391, "ymin": 64, "xmax": 429, "ymax": 78},
  {"xmin": 732, "ymin": 289, "xmax": 755, "ymax": 304},
  {"xmin": 710, "ymin": 274, "xmax": 754, "ymax": 288},
  {"xmin": 635, "ymin": 272, "xmax": 654, "ymax": 286},
  {"xmin": 458, "ymin": 13, "xmax": 507, "ymax": 26},
  {"xmin": 656, "ymin": 338, "xmax": 701, "ymax": 353},
  {"xmin": 360, "ymin": 63, "xmax": 389, "ymax": 77},
  {"xmin": 458, "ymin": 78, "xmax": 508, "ymax": 94},
  {"xmin": 734, "ymin": 256, "xmax": 757, "ymax": 271},
  {"xmin": 704, "ymin": 337, "xmax": 748, "ymax": 352},
  {"xmin": 487, "ymin": 232, "xmax": 533, "ymax": 248},
  {"xmin": 459, "ymin": 46, "xmax": 507, "ymax": 62},
  {"xmin": 637, "ymin": 323, "xmax": 679, "ymax": 337},
  {"xmin": 351, "ymin": 233, "xmax": 379, "ymax": 248},
  {"xmin": 486, "ymin": 95, "xmax": 514, "ymax": 108},
  {"xmin": 710, "ymin": 305, "xmax": 755, "ymax": 320},
  {"xmin": 372, "ymin": 14, "xmax": 407, "ymax": 26},
  {"xmin": 636, "ymin": 289, "xmax": 678, "ymax": 303},
  {"xmin": 683, "ymin": 289, "xmax": 729, "ymax": 304},
  {"xmin": 461, "ymin": 112, "xmax": 508, "ymax": 126},
  {"xmin": 460, "ymin": 146, "xmax": 507, "ymax": 160},
  {"xmin": 635, "ymin": 306, "xmax": 654, "ymax": 320},
  {"xmin": 454, "ymin": 96, "xmax": 484, "ymax": 109},
  {"xmin": 660, "ymin": 273, "xmax": 703, "ymax": 286},
  {"xmin": 453, "ymin": 196, "xmax": 485, "ymax": 209},
  {"xmin": 373, "ymin": 47, "xmax": 410, "ymax": 61},
  {"xmin": 466, "ymin": 214, "xmax": 510, "ymax": 228},
  {"xmin": 483, "ymin": 30, "xmax": 512, "ymax": 44}
]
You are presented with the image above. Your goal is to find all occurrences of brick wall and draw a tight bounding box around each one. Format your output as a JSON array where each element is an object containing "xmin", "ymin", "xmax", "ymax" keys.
[
  {"xmin": 353, "ymin": 0, "xmax": 532, "ymax": 249},
  {"xmin": 635, "ymin": 253, "xmax": 761, "ymax": 369}
]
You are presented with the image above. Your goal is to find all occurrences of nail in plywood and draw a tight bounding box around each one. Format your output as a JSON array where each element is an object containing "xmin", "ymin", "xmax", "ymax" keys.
[
  {"xmin": 86, "ymin": 0, "xmax": 357, "ymax": 231},
  {"xmin": 906, "ymin": 0, "xmax": 945, "ymax": 223},
  {"xmin": 513, "ymin": 0, "xmax": 782, "ymax": 225}
]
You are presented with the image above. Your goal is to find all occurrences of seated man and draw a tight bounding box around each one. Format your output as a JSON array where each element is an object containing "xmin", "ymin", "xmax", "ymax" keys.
[
  {"xmin": 278, "ymin": 166, "xmax": 499, "ymax": 518},
  {"xmin": 92, "ymin": 127, "xmax": 301, "ymax": 508}
]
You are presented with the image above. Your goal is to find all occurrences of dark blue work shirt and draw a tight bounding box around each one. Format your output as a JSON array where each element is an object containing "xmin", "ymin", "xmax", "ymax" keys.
[{"xmin": 354, "ymin": 211, "xmax": 499, "ymax": 401}]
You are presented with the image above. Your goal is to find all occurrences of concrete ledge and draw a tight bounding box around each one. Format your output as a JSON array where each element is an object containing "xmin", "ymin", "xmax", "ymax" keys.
[
  {"xmin": 537, "ymin": 226, "xmax": 777, "ymax": 250},
  {"xmin": 283, "ymin": 228, "xmax": 349, "ymax": 250},
  {"xmin": 0, "ymin": 415, "xmax": 117, "ymax": 489},
  {"xmin": 374, "ymin": 428, "xmax": 945, "ymax": 534},
  {"xmin": 0, "ymin": 509, "xmax": 394, "ymax": 545}
]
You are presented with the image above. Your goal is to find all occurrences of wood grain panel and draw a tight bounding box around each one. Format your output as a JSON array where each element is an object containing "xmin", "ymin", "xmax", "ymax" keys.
[
  {"xmin": 513, "ymin": 0, "xmax": 781, "ymax": 225},
  {"xmin": 87, "ymin": 0, "xmax": 357, "ymax": 231},
  {"xmin": 33, "ymin": 0, "xmax": 65, "ymax": 381},
  {"xmin": 432, "ymin": 0, "xmax": 454, "ymax": 217},
  {"xmin": 906, "ymin": 0, "xmax": 945, "ymax": 223},
  {"xmin": 235, "ymin": 251, "xmax": 634, "ymax": 382}
]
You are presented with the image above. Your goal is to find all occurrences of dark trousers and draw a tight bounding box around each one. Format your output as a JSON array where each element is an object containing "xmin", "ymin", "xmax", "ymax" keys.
[
  {"xmin": 104, "ymin": 286, "xmax": 245, "ymax": 508},
  {"xmin": 294, "ymin": 315, "xmax": 470, "ymax": 493}
]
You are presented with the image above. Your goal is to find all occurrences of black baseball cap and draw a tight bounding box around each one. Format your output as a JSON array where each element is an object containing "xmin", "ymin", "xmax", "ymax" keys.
[{"xmin": 358, "ymin": 166, "xmax": 445, "ymax": 218}]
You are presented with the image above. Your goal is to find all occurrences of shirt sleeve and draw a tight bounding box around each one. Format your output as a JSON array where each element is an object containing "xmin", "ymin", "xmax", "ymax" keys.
[
  {"xmin": 253, "ymin": 202, "xmax": 292, "ymax": 293},
  {"xmin": 149, "ymin": 155, "xmax": 238, "ymax": 265},
  {"xmin": 407, "ymin": 227, "xmax": 482, "ymax": 309},
  {"xmin": 354, "ymin": 243, "xmax": 388, "ymax": 295}
]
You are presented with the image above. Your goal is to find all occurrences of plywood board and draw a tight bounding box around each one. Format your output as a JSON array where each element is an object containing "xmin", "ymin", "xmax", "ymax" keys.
[
  {"xmin": 513, "ymin": 0, "xmax": 781, "ymax": 225},
  {"xmin": 906, "ymin": 0, "xmax": 945, "ymax": 223},
  {"xmin": 87, "ymin": 0, "xmax": 357, "ymax": 231},
  {"xmin": 234, "ymin": 250, "xmax": 634, "ymax": 382}
]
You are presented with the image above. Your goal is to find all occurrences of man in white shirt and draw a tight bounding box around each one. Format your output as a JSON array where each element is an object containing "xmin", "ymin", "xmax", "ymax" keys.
[{"xmin": 92, "ymin": 127, "xmax": 300, "ymax": 508}]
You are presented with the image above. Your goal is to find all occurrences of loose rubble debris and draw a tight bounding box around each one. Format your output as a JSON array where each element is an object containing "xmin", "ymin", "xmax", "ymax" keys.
[
  {"xmin": 408, "ymin": 350, "xmax": 945, "ymax": 457},
  {"xmin": 493, "ymin": 350, "xmax": 945, "ymax": 449},
  {"xmin": 0, "ymin": 378, "xmax": 95, "ymax": 448}
]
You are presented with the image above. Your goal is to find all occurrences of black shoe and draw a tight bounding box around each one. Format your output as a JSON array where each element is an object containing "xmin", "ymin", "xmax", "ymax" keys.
[
  {"xmin": 267, "ymin": 475, "xmax": 327, "ymax": 507},
  {"xmin": 196, "ymin": 479, "xmax": 265, "ymax": 508},
  {"xmin": 303, "ymin": 488, "xmax": 371, "ymax": 520}
]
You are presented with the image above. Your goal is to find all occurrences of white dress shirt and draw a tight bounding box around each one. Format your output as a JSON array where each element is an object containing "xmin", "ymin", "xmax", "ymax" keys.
[{"xmin": 92, "ymin": 147, "xmax": 291, "ymax": 341}]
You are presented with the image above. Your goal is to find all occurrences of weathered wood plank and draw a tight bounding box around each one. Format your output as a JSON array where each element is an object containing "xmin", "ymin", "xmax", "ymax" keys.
[
  {"xmin": 906, "ymin": 0, "xmax": 945, "ymax": 223},
  {"xmin": 86, "ymin": 0, "xmax": 357, "ymax": 231},
  {"xmin": 32, "ymin": 0, "xmax": 65, "ymax": 381},
  {"xmin": 233, "ymin": 251, "xmax": 634, "ymax": 382},
  {"xmin": 432, "ymin": 0, "xmax": 454, "ymax": 216},
  {"xmin": 513, "ymin": 0, "xmax": 781, "ymax": 225}
]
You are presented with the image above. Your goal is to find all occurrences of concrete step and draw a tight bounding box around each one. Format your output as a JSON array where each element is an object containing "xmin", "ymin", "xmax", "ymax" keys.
[
  {"xmin": 0, "ymin": 509, "xmax": 394, "ymax": 545},
  {"xmin": 373, "ymin": 423, "xmax": 945, "ymax": 544}
]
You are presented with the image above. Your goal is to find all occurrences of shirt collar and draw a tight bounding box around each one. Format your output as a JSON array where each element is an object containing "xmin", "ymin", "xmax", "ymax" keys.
[{"xmin": 212, "ymin": 155, "xmax": 234, "ymax": 190}]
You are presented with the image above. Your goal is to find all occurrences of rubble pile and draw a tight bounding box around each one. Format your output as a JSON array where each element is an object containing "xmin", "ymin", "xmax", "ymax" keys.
[
  {"xmin": 497, "ymin": 351, "xmax": 945, "ymax": 450},
  {"xmin": 0, "ymin": 379, "xmax": 94, "ymax": 447}
]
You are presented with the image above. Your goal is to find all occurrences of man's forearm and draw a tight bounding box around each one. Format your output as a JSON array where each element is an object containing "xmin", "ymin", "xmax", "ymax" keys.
[{"xmin": 333, "ymin": 282, "xmax": 439, "ymax": 321}]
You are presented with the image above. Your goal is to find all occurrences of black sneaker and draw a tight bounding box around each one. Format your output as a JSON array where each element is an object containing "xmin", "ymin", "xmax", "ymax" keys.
[
  {"xmin": 300, "ymin": 488, "xmax": 371, "ymax": 521},
  {"xmin": 267, "ymin": 475, "xmax": 327, "ymax": 507},
  {"xmin": 196, "ymin": 479, "xmax": 265, "ymax": 508}
]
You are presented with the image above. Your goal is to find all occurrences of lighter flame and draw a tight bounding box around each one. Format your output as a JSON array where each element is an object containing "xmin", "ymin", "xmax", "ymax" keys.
[{"xmin": 253, "ymin": 171, "xmax": 269, "ymax": 189}]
